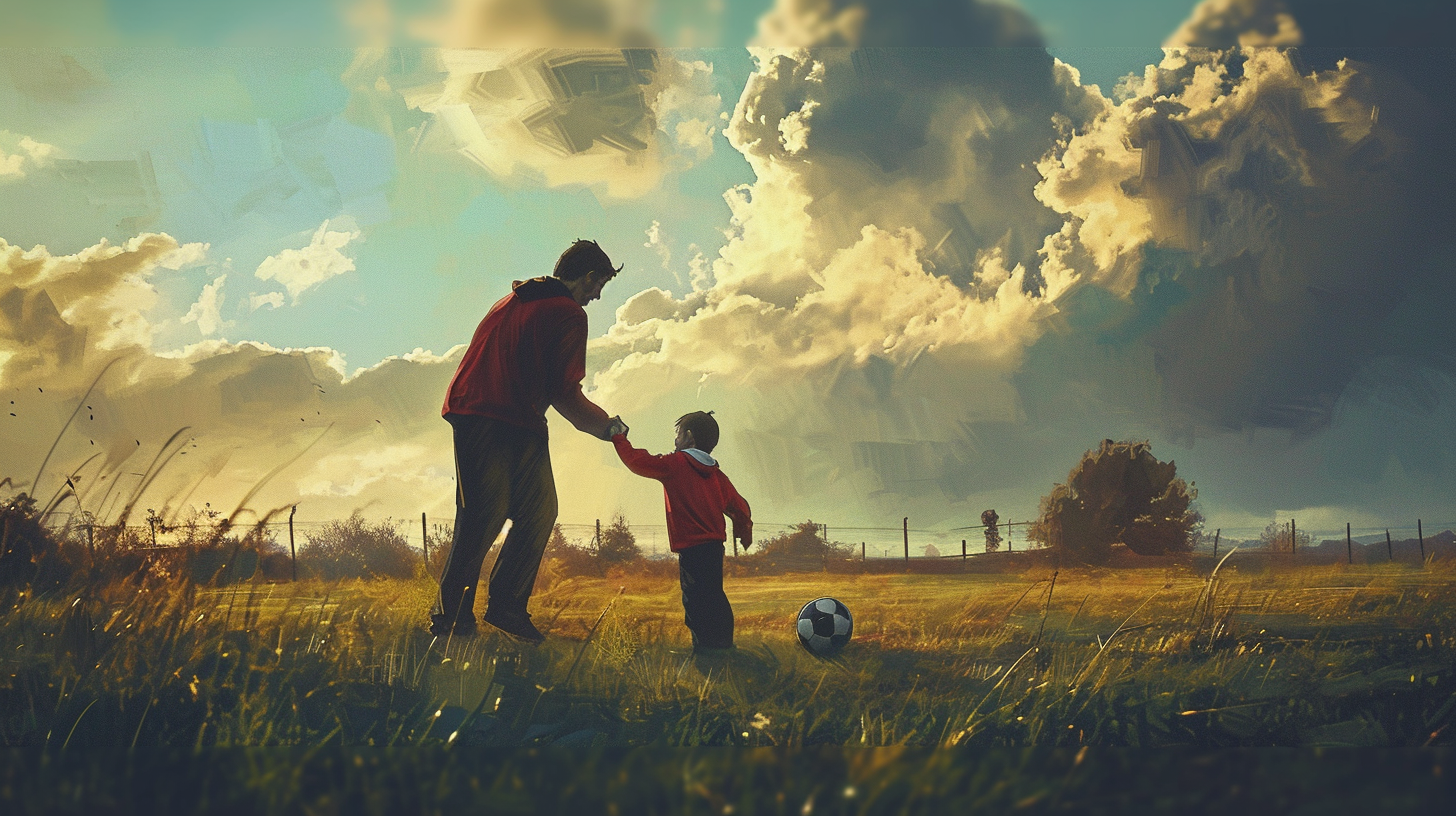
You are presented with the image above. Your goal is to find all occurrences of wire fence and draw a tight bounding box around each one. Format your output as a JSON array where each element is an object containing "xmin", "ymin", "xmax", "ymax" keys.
[{"xmin": 40, "ymin": 507, "xmax": 1456, "ymax": 566}]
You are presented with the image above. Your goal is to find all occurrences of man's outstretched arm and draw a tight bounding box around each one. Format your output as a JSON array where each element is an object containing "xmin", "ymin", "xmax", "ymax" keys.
[{"xmin": 552, "ymin": 384, "xmax": 614, "ymax": 439}]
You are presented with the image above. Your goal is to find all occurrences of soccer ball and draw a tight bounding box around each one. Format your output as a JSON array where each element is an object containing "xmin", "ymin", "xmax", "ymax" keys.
[{"xmin": 796, "ymin": 597, "xmax": 852, "ymax": 657}]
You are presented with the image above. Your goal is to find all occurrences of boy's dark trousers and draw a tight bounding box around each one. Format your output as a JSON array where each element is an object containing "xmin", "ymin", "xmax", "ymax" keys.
[
  {"xmin": 434, "ymin": 415, "xmax": 557, "ymax": 627},
  {"xmin": 678, "ymin": 541, "xmax": 733, "ymax": 649}
]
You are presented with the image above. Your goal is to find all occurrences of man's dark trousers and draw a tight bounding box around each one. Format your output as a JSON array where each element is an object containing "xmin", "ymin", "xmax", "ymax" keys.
[
  {"xmin": 434, "ymin": 415, "xmax": 556, "ymax": 628},
  {"xmin": 678, "ymin": 541, "xmax": 733, "ymax": 649}
]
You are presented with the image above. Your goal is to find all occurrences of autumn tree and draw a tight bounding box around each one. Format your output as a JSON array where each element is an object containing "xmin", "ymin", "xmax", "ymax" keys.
[{"xmin": 1029, "ymin": 440, "xmax": 1202, "ymax": 564}]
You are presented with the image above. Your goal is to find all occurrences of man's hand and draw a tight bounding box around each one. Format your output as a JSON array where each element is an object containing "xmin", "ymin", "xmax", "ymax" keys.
[{"xmin": 603, "ymin": 416, "xmax": 629, "ymax": 439}]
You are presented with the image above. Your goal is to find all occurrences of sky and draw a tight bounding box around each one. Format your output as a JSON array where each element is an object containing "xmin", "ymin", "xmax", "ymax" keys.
[{"xmin": 3, "ymin": 0, "xmax": 1454, "ymax": 546}]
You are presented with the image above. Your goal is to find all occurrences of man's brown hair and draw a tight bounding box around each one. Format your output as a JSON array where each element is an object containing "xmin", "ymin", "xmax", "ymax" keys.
[
  {"xmin": 676, "ymin": 410, "xmax": 720, "ymax": 454},
  {"xmin": 553, "ymin": 239, "xmax": 621, "ymax": 282}
]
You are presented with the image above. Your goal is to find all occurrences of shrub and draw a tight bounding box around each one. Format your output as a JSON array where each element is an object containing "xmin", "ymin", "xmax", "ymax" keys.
[
  {"xmin": 1259, "ymin": 520, "xmax": 1312, "ymax": 552},
  {"xmin": 298, "ymin": 512, "xmax": 419, "ymax": 580},
  {"xmin": 745, "ymin": 520, "xmax": 854, "ymax": 571},
  {"xmin": 0, "ymin": 493, "xmax": 54, "ymax": 587},
  {"xmin": 1029, "ymin": 440, "xmax": 1202, "ymax": 564}
]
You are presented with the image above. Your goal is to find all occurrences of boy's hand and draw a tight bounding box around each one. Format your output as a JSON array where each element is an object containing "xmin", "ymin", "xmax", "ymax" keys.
[
  {"xmin": 738, "ymin": 534, "xmax": 752, "ymax": 551},
  {"xmin": 604, "ymin": 416, "xmax": 629, "ymax": 439}
]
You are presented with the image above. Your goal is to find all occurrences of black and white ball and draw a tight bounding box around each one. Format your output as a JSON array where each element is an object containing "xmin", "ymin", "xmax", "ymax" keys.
[{"xmin": 796, "ymin": 597, "xmax": 852, "ymax": 656}]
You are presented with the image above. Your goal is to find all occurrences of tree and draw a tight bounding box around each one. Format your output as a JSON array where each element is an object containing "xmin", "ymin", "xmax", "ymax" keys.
[
  {"xmin": 1029, "ymin": 440, "xmax": 1202, "ymax": 564},
  {"xmin": 596, "ymin": 512, "xmax": 641, "ymax": 566},
  {"xmin": 981, "ymin": 509, "xmax": 1001, "ymax": 553},
  {"xmin": 923, "ymin": 543, "xmax": 941, "ymax": 559}
]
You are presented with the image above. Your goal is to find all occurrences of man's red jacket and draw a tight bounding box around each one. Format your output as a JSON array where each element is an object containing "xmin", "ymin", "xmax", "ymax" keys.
[
  {"xmin": 442, "ymin": 277, "xmax": 609, "ymax": 437},
  {"xmin": 611, "ymin": 435, "xmax": 752, "ymax": 553}
]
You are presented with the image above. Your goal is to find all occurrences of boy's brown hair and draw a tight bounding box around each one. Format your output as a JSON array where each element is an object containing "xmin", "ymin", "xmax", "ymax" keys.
[{"xmin": 676, "ymin": 411, "xmax": 719, "ymax": 453}]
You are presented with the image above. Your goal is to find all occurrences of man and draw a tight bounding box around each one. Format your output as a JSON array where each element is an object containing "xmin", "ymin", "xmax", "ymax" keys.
[{"xmin": 431, "ymin": 239, "xmax": 625, "ymax": 643}]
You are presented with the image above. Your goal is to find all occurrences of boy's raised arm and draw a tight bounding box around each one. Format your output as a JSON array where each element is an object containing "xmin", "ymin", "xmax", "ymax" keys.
[{"xmin": 611, "ymin": 433, "xmax": 671, "ymax": 479}]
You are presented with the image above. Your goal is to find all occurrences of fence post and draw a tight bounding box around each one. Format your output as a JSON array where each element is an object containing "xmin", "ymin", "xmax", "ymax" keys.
[
  {"xmin": 1290, "ymin": 518, "xmax": 1297, "ymax": 556},
  {"xmin": 1418, "ymin": 519, "xmax": 1425, "ymax": 563},
  {"xmin": 422, "ymin": 512, "xmax": 429, "ymax": 567},
  {"xmin": 1347, "ymin": 522, "xmax": 1352, "ymax": 565},
  {"xmin": 862, "ymin": 541, "xmax": 866, "ymax": 562},
  {"xmin": 1212, "ymin": 528, "xmax": 1220, "ymax": 560},
  {"xmin": 962, "ymin": 539, "xmax": 967, "ymax": 560},
  {"xmin": 289, "ymin": 505, "xmax": 297, "ymax": 582},
  {"xmin": 1007, "ymin": 522, "xmax": 1013, "ymax": 553},
  {"xmin": 595, "ymin": 519, "xmax": 601, "ymax": 554},
  {"xmin": 1386, "ymin": 529, "xmax": 1393, "ymax": 561},
  {"xmin": 903, "ymin": 517, "xmax": 909, "ymax": 562}
]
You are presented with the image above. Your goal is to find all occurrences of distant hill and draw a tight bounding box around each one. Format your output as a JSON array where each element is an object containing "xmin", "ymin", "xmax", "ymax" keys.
[{"xmin": 1311, "ymin": 530, "xmax": 1456, "ymax": 564}]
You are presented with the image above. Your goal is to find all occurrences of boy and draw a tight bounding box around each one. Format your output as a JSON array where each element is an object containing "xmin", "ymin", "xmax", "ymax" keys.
[{"xmin": 610, "ymin": 411, "xmax": 752, "ymax": 652}]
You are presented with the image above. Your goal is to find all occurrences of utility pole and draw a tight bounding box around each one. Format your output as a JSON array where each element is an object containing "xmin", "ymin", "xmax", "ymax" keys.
[
  {"xmin": 1290, "ymin": 518, "xmax": 1297, "ymax": 556},
  {"xmin": 903, "ymin": 517, "xmax": 909, "ymax": 562},
  {"xmin": 1212, "ymin": 529, "xmax": 1220, "ymax": 560},
  {"xmin": 1386, "ymin": 529, "xmax": 1393, "ymax": 562},
  {"xmin": 421, "ymin": 511, "xmax": 429, "ymax": 568},
  {"xmin": 1347, "ymin": 522, "xmax": 1353, "ymax": 565},
  {"xmin": 289, "ymin": 505, "xmax": 298, "ymax": 582},
  {"xmin": 1419, "ymin": 519, "xmax": 1425, "ymax": 563}
]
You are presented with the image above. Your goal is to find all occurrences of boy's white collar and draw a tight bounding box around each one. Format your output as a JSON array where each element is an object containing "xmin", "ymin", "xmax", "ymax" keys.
[{"xmin": 680, "ymin": 448, "xmax": 716, "ymax": 466}]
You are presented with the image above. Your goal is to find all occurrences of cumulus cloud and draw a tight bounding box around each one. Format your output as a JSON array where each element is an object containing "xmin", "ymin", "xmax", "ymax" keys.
[
  {"xmin": 572, "ymin": 0, "xmax": 1456, "ymax": 523},
  {"xmin": 1035, "ymin": 37, "xmax": 1442, "ymax": 433},
  {"xmin": 370, "ymin": 1, "xmax": 722, "ymax": 198},
  {"xmin": 576, "ymin": 1, "xmax": 1112, "ymax": 513},
  {"xmin": 754, "ymin": 0, "xmax": 1044, "ymax": 48},
  {"xmin": 2, "ymin": 231, "xmax": 467, "ymax": 525},
  {"xmin": 396, "ymin": 47, "xmax": 723, "ymax": 199},
  {"xmin": 0, "ymin": 132, "xmax": 56, "ymax": 181},
  {"xmin": 1165, "ymin": 0, "xmax": 1303, "ymax": 49},
  {"xmin": 254, "ymin": 220, "xmax": 361, "ymax": 303},
  {"xmin": 181, "ymin": 274, "xmax": 228, "ymax": 337},
  {"xmin": 249, "ymin": 292, "xmax": 285, "ymax": 312},
  {"xmin": 297, "ymin": 443, "xmax": 453, "ymax": 499},
  {"xmin": 0, "ymin": 233, "xmax": 210, "ymax": 387},
  {"xmin": 411, "ymin": 0, "xmax": 653, "ymax": 49}
]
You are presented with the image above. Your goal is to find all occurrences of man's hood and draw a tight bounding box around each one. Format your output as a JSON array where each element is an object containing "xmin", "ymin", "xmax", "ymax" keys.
[
  {"xmin": 512, "ymin": 276, "xmax": 572, "ymax": 302},
  {"xmin": 681, "ymin": 448, "xmax": 717, "ymax": 476}
]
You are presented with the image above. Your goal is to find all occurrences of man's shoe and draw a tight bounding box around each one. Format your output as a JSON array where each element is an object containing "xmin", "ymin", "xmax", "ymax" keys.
[
  {"xmin": 483, "ymin": 608, "xmax": 545, "ymax": 645},
  {"xmin": 428, "ymin": 614, "xmax": 477, "ymax": 638}
]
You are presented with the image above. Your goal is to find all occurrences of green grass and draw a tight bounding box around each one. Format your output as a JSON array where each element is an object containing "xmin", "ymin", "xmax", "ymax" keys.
[{"xmin": 3, "ymin": 561, "xmax": 1454, "ymax": 811}]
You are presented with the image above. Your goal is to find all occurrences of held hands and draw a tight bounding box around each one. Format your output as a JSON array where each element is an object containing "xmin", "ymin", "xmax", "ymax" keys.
[{"xmin": 602, "ymin": 415, "xmax": 629, "ymax": 440}]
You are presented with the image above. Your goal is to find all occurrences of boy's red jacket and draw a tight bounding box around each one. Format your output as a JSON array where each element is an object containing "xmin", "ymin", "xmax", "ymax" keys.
[
  {"xmin": 442, "ymin": 277, "xmax": 609, "ymax": 437},
  {"xmin": 611, "ymin": 435, "xmax": 752, "ymax": 552}
]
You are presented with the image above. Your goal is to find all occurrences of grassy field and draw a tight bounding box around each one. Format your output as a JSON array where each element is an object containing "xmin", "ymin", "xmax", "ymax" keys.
[{"xmin": 3, "ymin": 560, "xmax": 1454, "ymax": 811}]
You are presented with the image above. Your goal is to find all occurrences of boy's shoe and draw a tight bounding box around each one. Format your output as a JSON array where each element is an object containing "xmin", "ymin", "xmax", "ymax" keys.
[
  {"xmin": 428, "ymin": 614, "xmax": 477, "ymax": 638},
  {"xmin": 483, "ymin": 608, "xmax": 546, "ymax": 645}
]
